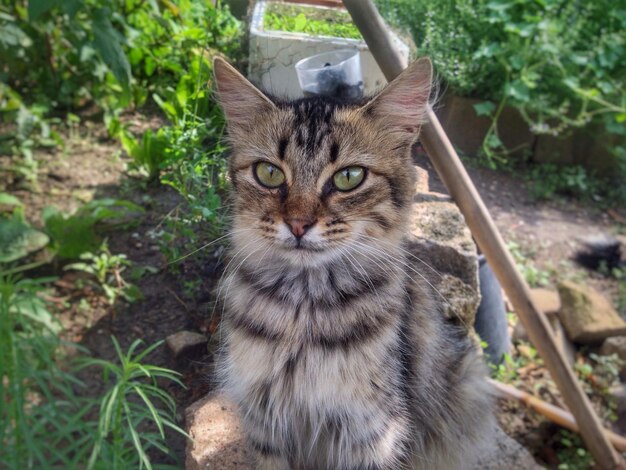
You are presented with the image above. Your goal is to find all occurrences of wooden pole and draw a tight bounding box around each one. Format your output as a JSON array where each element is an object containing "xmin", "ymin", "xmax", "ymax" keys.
[
  {"xmin": 490, "ymin": 379, "xmax": 626, "ymax": 453},
  {"xmin": 342, "ymin": 1, "xmax": 624, "ymax": 468}
]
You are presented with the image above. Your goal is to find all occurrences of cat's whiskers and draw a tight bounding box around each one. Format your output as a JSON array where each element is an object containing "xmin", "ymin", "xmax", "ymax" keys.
[
  {"xmin": 342, "ymin": 220, "xmax": 447, "ymax": 280},
  {"xmin": 339, "ymin": 241, "xmax": 406, "ymax": 288},
  {"xmin": 166, "ymin": 228, "xmax": 257, "ymax": 265},
  {"xmin": 359, "ymin": 233, "xmax": 446, "ymax": 280},
  {"xmin": 351, "ymin": 239, "xmax": 471, "ymax": 331},
  {"xmin": 213, "ymin": 236, "xmax": 266, "ymax": 320}
]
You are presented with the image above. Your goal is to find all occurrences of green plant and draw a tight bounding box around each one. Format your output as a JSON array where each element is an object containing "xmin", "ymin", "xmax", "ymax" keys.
[
  {"xmin": 80, "ymin": 337, "xmax": 187, "ymax": 470},
  {"xmin": 491, "ymin": 341, "xmax": 540, "ymax": 383},
  {"xmin": 0, "ymin": 275, "xmax": 93, "ymax": 468},
  {"xmin": 65, "ymin": 242, "xmax": 141, "ymax": 304},
  {"xmin": 1, "ymin": 281, "xmax": 186, "ymax": 469},
  {"xmin": 43, "ymin": 198, "xmax": 143, "ymax": 259},
  {"xmin": 378, "ymin": 0, "xmax": 626, "ymax": 171},
  {"xmin": 0, "ymin": 193, "xmax": 49, "ymax": 264},
  {"xmin": 507, "ymin": 240, "xmax": 550, "ymax": 287},
  {"xmin": 121, "ymin": 128, "xmax": 169, "ymax": 183},
  {"xmin": 2, "ymin": 0, "xmax": 242, "ymax": 191},
  {"xmin": 525, "ymin": 164, "xmax": 594, "ymax": 200},
  {"xmin": 556, "ymin": 430, "xmax": 593, "ymax": 469},
  {"xmin": 265, "ymin": 3, "xmax": 362, "ymax": 39}
]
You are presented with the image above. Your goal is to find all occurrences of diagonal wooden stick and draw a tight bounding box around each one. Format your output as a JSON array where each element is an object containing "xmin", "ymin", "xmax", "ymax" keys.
[
  {"xmin": 342, "ymin": 1, "xmax": 624, "ymax": 468},
  {"xmin": 490, "ymin": 379, "xmax": 626, "ymax": 453}
]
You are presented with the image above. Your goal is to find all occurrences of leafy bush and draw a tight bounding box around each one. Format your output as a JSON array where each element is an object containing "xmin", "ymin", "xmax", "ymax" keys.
[
  {"xmin": 0, "ymin": 275, "xmax": 84, "ymax": 469},
  {"xmin": 526, "ymin": 164, "xmax": 591, "ymax": 200},
  {"xmin": 43, "ymin": 198, "xmax": 143, "ymax": 259},
  {"xmin": 1, "ymin": 0, "xmax": 241, "ymax": 199},
  {"xmin": 0, "ymin": 194, "xmax": 48, "ymax": 263},
  {"xmin": 378, "ymin": 0, "xmax": 626, "ymax": 168},
  {"xmin": 0, "ymin": 277, "xmax": 185, "ymax": 469}
]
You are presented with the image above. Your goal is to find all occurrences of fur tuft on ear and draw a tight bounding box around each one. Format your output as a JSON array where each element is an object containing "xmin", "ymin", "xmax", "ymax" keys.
[
  {"xmin": 213, "ymin": 57, "xmax": 276, "ymax": 136},
  {"xmin": 361, "ymin": 57, "xmax": 433, "ymax": 136}
]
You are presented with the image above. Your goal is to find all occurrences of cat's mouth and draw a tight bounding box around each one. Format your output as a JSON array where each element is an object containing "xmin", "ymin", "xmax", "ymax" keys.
[{"xmin": 280, "ymin": 239, "xmax": 326, "ymax": 253}]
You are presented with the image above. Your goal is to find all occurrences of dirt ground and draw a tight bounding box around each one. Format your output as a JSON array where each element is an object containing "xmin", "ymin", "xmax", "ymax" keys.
[{"xmin": 5, "ymin": 123, "xmax": 626, "ymax": 467}]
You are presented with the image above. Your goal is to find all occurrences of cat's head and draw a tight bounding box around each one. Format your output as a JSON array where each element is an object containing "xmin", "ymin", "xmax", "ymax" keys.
[{"xmin": 214, "ymin": 57, "xmax": 432, "ymax": 267}]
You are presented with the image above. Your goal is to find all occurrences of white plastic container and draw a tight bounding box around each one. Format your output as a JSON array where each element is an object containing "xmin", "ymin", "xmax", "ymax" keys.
[
  {"xmin": 248, "ymin": 1, "xmax": 410, "ymax": 99},
  {"xmin": 295, "ymin": 49, "xmax": 364, "ymax": 99}
]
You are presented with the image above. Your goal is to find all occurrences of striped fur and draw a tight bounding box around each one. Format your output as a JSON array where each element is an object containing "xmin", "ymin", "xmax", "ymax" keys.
[{"xmin": 213, "ymin": 57, "xmax": 493, "ymax": 470}]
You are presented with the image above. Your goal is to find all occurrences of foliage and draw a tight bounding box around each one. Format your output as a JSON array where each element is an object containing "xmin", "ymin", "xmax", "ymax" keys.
[
  {"xmin": 0, "ymin": 277, "xmax": 184, "ymax": 468},
  {"xmin": 378, "ymin": 0, "xmax": 626, "ymax": 168},
  {"xmin": 525, "ymin": 164, "xmax": 592, "ymax": 200},
  {"xmin": 507, "ymin": 240, "xmax": 551, "ymax": 287},
  {"xmin": 0, "ymin": 0, "xmax": 241, "ymax": 466},
  {"xmin": 556, "ymin": 430, "xmax": 593, "ymax": 470},
  {"xmin": 0, "ymin": 275, "xmax": 90, "ymax": 468},
  {"xmin": 265, "ymin": 3, "xmax": 362, "ymax": 39},
  {"xmin": 80, "ymin": 337, "xmax": 187, "ymax": 470},
  {"xmin": 490, "ymin": 340, "xmax": 540, "ymax": 383},
  {"xmin": 43, "ymin": 198, "xmax": 143, "ymax": 259},
  {"xmin": 1, "ymin": 0, "xmax": 241, "ymax": 202},
  {"xmin": 65, "ymin": 242, "xmax": 142, "ymax": 304},
  {"xmin": 0, "ymin": 195, "xmax": 48, "ymax": 263}
]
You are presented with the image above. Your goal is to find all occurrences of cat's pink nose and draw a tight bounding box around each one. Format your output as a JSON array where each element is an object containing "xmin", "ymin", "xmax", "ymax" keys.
[{"xmin": 285, "ymin": 218, "xmax": 316, "ymax": 239}]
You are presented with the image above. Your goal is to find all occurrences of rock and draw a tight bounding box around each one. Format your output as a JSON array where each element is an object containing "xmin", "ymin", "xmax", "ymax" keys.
[
  {"xmin": 600, "ymin": 336, "xmax": 626, "ymax": 379},
  {"xmin": 407, "ymin": 188, "xmax": 480, "ymax": 326},
  {"xmin": 166, "ymin": 331, "xmax": 207, "ymax": 359},
  {"xmin": 512, "ymin": 320, "xmax": 529, "ymax": 343},
  {"xmin": 185, "ymin": 392, "xmax": 254, "ymax": 470},
  {"xmin": 557, "ymin": 281, "xmax": 626, "ymax": 344},
  {"xmin": 530, "ymin": 288, "xmax": 561, "ymax": 316},
  {"xmin": 185, "ymin": 394, "xmax": 538, "ymax": 470},
  {"xmin": 473, "ymin": 424, "xmax": 541, "ymax": 469},
  {"xmin": 608, "ymin": 384, "xmax": 626, "ymax": 414}
]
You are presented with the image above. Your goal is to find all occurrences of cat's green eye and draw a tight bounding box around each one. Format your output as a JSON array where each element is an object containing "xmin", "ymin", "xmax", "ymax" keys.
[
  {"xmin": 255, "ymin": 162, "xmax": 286, "ymax": 188},
  {"xmin": 333, "ymin": 166, "xmax": 366, "ymax": 191}
]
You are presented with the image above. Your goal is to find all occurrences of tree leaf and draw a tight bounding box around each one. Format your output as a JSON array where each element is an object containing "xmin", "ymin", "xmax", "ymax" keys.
[
  {"xmin": 0, "ymin": 219, "xmax": 49, "ymax": 263},
  {"xmin": 28, "ymin": 0, "xmax": 57, "ymax": 21},
  {"xmin": 0, "ymin": 193, "xmax": 23, "ymax": 207},
  {"xmin": 91, "ymin": 9, "xmax": 131, "ymax": 89},
  {"xmin": 473, "ymin": 101, "xmax": 496, "ymax": 117}
]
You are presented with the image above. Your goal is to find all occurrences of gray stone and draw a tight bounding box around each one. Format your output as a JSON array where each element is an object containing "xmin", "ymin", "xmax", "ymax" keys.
[
  {"xmin": 407, "ymin": 189, "xmax": 480, "ymax": 326},
  {"xmin": 473, "ymin": 424, "xmax": 541, "ymax": 469},
  {"xmin": 165, "ymin": 330, "xmax": 207, "ymax": 359},
  {"xmin": 608, "ymin": 384, "xmax": 626, "ymax": 414},
  {"xmin": 530, "ymin": 287, "xmax": 561, "ymax": 316},
  {"xmin": 557, "ymin": 281, "xmax": 626, "ymax": 344},
  {"xmin": 185, "ymin": 394, "xmax": 538, "ymax": 470},
  {"xmin": 185, "ymin": 392, "xmax": 254, "ymax": 470}
]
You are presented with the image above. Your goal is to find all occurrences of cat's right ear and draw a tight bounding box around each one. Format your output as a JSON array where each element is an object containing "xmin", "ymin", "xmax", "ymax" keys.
[{"xmin": 213, "ymin": 57, "xmax": 276, "ymax": 136}]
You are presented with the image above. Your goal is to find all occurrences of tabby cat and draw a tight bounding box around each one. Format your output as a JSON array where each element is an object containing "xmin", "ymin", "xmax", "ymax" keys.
[{"xmin": 213, "ymin": 56, "xmax": 493, "ymax": 470}]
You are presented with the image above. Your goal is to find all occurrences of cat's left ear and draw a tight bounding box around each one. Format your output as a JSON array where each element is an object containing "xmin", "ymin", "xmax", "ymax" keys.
[
  {"xmin": 213, "ymin": 57, "xmax": 276, "ymax": 136},
  {"xmin": 361, "ymin": 57, "xmax": 433, "ymax": 136}
]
